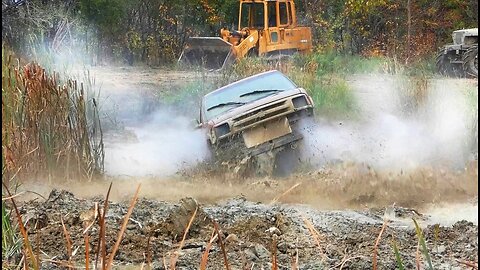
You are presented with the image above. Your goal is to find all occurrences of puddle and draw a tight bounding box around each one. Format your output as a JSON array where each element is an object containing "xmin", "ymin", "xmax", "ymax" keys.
[{"xmin": 422, "ymin": 202, "xmax": 478, "ymax": 226}]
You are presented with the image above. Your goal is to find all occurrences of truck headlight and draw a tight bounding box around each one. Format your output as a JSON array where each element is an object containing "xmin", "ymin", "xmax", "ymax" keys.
[
  {"xmin": 214, "ymin": 123, "xmax": 230, "ymax": 138},
  {"xmin": 292, "ymin": 96, "xmax": 308, "ymax": 108}
]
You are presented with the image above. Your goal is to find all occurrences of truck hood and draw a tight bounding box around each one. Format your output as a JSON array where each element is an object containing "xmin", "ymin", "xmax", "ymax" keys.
[{"xmin": 209, "ymin": 88, "xmax": 307, "ymax": 126}]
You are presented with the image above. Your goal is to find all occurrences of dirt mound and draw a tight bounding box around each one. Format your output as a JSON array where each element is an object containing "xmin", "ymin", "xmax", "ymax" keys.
[{"xmin": 10, "ymin": 189, "xmax": 477, "ymax": 269}]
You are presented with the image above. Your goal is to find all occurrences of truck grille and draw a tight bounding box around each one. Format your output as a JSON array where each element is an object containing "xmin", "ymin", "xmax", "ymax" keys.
[{"xmin": 232, "ymin": 100, "xmax": 291, "ymax": 130}]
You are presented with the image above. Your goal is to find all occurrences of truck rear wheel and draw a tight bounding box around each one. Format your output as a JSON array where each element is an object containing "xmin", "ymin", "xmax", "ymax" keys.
[{"xmin": 463, "ymin": 45, "xmax": 478, "ymax": 78}]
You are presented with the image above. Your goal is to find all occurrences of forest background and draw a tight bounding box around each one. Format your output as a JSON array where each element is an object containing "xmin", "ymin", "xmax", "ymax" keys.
[{"xmin": 2, "ymin": 0, "xmax": 478, "ymax": 67}]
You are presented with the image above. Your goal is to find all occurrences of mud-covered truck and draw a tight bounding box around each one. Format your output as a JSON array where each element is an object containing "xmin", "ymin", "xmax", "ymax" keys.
[
  {"xmin": 179, "ymin": 0, "xmax": 312, "ymax": 70},
  {"xmin": 436, "ymin": 28, "xmax": 478, "ymax": 78},
  {"xmin": 197, "ymin": 70, "xmax": 314, "ymax": 176}
]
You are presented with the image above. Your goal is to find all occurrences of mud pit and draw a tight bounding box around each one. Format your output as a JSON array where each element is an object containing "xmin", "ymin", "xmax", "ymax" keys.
[{"xmin": 11, "ymin": 67, "xmax": 478, "ymax": 269}]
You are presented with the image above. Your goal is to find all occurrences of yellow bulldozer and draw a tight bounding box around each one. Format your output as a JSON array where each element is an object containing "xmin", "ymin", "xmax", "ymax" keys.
[{"xmin": 178, "ymin": 0, "xmax": 313, "ymax": 70}]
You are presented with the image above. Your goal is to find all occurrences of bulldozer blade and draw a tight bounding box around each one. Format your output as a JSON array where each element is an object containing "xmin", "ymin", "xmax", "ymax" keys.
[{"xmin": 178, "ymin": 37, "xmax": 235, "ymax": 70}]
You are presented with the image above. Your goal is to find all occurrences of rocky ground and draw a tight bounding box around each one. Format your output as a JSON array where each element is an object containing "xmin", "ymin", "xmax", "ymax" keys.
[{"xmin": 8, "ymin": 186, "xmax": 477, "ymax": 270}]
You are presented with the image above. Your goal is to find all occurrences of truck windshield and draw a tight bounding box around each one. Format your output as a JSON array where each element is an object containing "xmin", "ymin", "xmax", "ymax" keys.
[
  {"xmin": 240, "ymin": 3, "xmax": 264, "ymax": 29},
  {"xmin": 203, "ymin": 71, "xmax": 297, "ymax": 120}
]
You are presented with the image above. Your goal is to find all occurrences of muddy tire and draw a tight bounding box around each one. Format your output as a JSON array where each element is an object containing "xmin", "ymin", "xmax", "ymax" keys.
[
  {"xmin": 435, "ymin": 51, "xmax": 463, "ymax": 77},
  {"xmin": 253, "ymin": 152, "xmax": 276, "ymax": 176},
  {"xmin": 273, "ymin": 142, "xmax": 301, "ymax": 177},
  {"xmin": 463, "ymin": 45, "xmax": 478, "ymax": 78}
]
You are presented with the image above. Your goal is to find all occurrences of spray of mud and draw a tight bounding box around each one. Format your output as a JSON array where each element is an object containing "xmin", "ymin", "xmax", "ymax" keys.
[
  {"xmin": 93, "ymin": 72, "xmax": 211, "ymax": 177},
  {"xmin": 103, "ymin": 108, "xmax": 210, "ymax": 177},
  {"xmin": 98, "ymin": 72, "xmax": 478, "ymax": 178},
  {"xmin": 300, "ymin": 74, "xmax": 478, "ymax": 172}
]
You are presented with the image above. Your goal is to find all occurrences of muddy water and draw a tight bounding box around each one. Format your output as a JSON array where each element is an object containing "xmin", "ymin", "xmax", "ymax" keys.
[
  {"xmin": 422, "ymin": 202, "xmax": 478, "ymax": 226},
  {"xmin": 345, "ymin": 74, "xmax": 478, "ymax": 227},
  {"xmin": 89, "ymin": 67, "xmax": 214, "ymax": 177}
]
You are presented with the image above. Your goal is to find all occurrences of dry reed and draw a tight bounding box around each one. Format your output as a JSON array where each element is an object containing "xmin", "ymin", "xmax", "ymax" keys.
[{"xmin": 2, "ymin": 47, "xmax": 104, "ymax": 183}]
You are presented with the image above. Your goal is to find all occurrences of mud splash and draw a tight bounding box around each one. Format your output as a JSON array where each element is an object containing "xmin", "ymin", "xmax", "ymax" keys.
[
  {"xmin": 91, "ymin": 67, "xmax": 213, "ymax": 177},
  {"xmin": 103, "ymin": 110, "xmax": 210, "ymax": 177},
  {"xmin": 300, "ymin": 75, "xmax": 478, "ymax": 172},
  {"xmin": 19, "ymin": 159, "xmax": 477, "ymax": 210}
]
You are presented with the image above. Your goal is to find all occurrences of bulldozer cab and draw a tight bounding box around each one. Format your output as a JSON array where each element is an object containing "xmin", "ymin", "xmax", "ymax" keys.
[
  {"xmin": 238, "ymin": 0, "xmax": 306, "ymax": 58},
  {"xmin": 238, "ymin": 0, "xmax": 296, "ymax": 30},
  {"xmin": 239, "ymin": 2, "xmax": 264, "ymax": 29}
]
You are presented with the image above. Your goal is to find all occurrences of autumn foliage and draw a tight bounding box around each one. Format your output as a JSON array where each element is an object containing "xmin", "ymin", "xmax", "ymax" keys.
[{"xmin": 2, "ymin": 0, "xmax": 478, "ymax": 65}]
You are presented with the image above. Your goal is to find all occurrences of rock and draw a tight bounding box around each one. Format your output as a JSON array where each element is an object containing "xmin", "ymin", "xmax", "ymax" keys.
[
  {"xmin": 265, "ymin": 226, "xmax": 281, "ymax": 235},
  {"xmin": 225, "ymin": 233, "xmax": 239, "ymax": 244},
  {"xmin": 244, "ymin": 249, "xmax": 258, "ymax": 261},
  {"xmin": 434, "ymin": 245, "xmax": 446, "ymax": 254},
  {"xmin": 253, "ymin": 244, "xmax": 271, "ymax": 260}
]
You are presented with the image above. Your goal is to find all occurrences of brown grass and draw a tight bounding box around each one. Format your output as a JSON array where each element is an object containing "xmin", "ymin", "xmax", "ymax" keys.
[
  {"xmin": 455, "ymin": 259, "xmax": 478, "ymax": 269},
  {"xmin": 199, "ymin": 229, "xmax": 217, "ymax": 270},
  {"xmin": 2, "ymin": 182, "xmax": 39, "ymax": 270},
  {"xmin": 94, "ymin": 183, "xmax": 112, "ymax": 269},
  {"xmin": 373, "ymin": 220, "xmax": 389, "ymax": 270},
  {"xmin": 302, "ymin": 216, "xmax": 327, "ymax": 261},
  {"xmin": 170, "ymin": 206, "xmax": 198, "ymax": 269},
  {"xmin": 213, "ymin": 220, "xmax": 231, "ymax": 270},
  {"xmin": 106, "ymin": 184, "xmax": 141, "ymax": 270},
  {"xmin": 60, "ymin": 216, "xmax": 73, "ymax": 268},
  {"xmin": 269, "ymin": 182, "xmax": 301, "ymax": 204},
  {"xmin": 2, "ymin": 47, "xmax": 104, "ymax": 183},
  {"xmin": 339, "ymin": 255, "xmax": 365, "ymax": 270},
  {"xmin": 84, "ymin": 233, "xmax": 90, "ymax": 270},
  {"xmin": 271, "ymin": 236, "xmax": 278, "ymax": 270}
]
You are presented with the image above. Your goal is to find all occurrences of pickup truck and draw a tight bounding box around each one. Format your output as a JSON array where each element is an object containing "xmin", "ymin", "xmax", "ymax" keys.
[{"xmin": 198, "ymin": 70, "xmax": 314, "ymax": 176}]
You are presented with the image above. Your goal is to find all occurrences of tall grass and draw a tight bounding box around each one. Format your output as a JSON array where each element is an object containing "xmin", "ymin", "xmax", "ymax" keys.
[
  {"xmin": 2, "ymin": 45, "xmax": 104, "ymax": 268},
  {"xmin": 231, "ymin": 53, "xmax": 388, "ymax": 118},
  {"xmin": 1, "ymin": 45, "xmax": 104, "ymax": 182},
  {"xmin": 292, "ymin": 53, "xmax": 386, "ymax": 77},
  {"xmin": 2, "ymin": 202, "xmax": 22, "ymax": 264}
]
